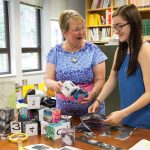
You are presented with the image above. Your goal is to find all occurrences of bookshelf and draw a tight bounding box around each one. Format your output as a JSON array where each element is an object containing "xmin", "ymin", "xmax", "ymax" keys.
[
  {"xmin": 86, "ymin": 0, "xmax": 113, "ymax": 44},
  {"xmin": 86, "ymin": 0, "xmax": 150, "ymax": 44}
]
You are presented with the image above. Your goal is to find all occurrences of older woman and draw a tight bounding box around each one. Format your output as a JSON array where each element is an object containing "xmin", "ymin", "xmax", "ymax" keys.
[{"xmin": 45, "ymin": 10, "xmax": 107, "ymax": 116}]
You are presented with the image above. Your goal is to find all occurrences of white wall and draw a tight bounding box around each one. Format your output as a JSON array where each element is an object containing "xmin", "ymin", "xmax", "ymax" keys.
[
  {"xmin": 0, "ymin": 0, "xmax": 85, "ymax": 86},
  {"xmin": 67, "ymin": 0, "xmax": 86, "ymax": 18},
  {"xmin": 41, "ymin": 0, "xmax": 68, "ymax": 72}
]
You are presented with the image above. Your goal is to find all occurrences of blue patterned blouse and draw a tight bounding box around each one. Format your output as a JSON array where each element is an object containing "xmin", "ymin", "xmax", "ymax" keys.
[
  {"xmin": 47, "ymin": 41, "xmax": 107, "ymax": 83},
  {"xmin": 46, "ymin": 41, "xmax": 108, "ymax": 116}
]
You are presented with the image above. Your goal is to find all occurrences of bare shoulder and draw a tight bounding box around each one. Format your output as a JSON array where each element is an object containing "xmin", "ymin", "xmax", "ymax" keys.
[
  {"xmin": 139, "ymin": 42, "xmax": 150, "ymax": 61},
  {"xmin": 140, "ymin": 42, "xmax": 150, "ymax": 53}
]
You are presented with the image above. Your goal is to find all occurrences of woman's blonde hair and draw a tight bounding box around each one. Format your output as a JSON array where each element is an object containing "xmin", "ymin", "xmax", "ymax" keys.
[{"xmin": 59, "ymin": 10, "xmax": 85, "ymax": 32}]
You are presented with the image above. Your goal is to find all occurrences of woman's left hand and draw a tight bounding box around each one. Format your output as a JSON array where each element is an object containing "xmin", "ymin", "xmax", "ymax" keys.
[
  {"xmin": 103, "ymin": 110, "xmax": 125, "ymax": 125},
  {"xmin": 80, "ymin": 90, "xmax": 95, "ymax": 104}
]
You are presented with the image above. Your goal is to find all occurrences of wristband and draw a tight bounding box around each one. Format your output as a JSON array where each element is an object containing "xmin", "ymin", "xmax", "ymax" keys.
[{"xmin": 96, "ymin": 99, "xmax": 102, "ymax": 105}]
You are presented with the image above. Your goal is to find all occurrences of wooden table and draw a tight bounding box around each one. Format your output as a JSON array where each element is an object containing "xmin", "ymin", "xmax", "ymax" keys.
[{"xmin": 0, "ymin": 119, "xmax": 150, "ymax": 150}]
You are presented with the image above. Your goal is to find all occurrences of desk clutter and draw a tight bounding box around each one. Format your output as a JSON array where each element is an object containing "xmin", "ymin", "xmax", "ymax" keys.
[
  {"xmin": 75, "ymin": 113, "xmax": 135, "ymax": 140},
  {"xmin": 0, "ymin": 106, "xmax": 77, "ymax": 149},
  {"xmin": 0, "ymin": 105, "xmax": 80, "ymax": 150},
  {"xmin": 0, "ymin": 89, "xmax": 137, "ymax": 150},
  {"xmin": 0, "ymin": 87, "xmax": 76, "ymax": 149},
  {"xmin": 75, "ymin": 113, "xmax": 137, "ymax": 150},
  {"xmin": 0, "ymin": 107, "xmax": 73, "ymax": 137},
  {"xmin": 0, "ymin": 105, "xmax": 136, "ymax": 150},
  {"xmin": 76, "ymin": 136, "xmax": 123, "ymax": 150}
]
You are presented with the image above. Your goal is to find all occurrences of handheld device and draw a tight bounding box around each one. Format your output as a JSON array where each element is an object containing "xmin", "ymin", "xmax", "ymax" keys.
[{"xmin": 61, "ymin": 81, "xmax": 88, "ymax": 100}]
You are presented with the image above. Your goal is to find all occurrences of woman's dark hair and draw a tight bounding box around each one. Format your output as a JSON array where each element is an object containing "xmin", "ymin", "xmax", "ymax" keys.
[{"xmin": 113, "ymin": 4, "xmax": 143, "ymax": 75}]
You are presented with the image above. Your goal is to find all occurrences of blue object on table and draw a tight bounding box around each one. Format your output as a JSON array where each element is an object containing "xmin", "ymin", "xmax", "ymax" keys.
[{"xmin": 72, "ymin": 88, "xmax": 88, "ymax": 100}]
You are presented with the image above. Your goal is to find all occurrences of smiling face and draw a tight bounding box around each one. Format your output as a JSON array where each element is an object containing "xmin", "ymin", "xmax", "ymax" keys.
[
  {"xmin": 63, "ymin": 18, "xmax": 85, "ymax": 47},
  {"xmin": 112, "ymin": 16, "xmax": 130, "ymax": 43}
]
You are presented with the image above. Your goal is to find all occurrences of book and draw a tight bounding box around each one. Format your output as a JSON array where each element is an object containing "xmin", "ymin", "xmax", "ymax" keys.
[
  {"xmin": 102, "ymin": 0, "xmax": 110, "ymax": 8},
  {"xmin": 114, "ymin": 0, "xmax": 126, "ymax": 7},
  {"xmin": 88, "ymin": 14, "xmax": 95, "ymax": 26},
  {"xmin": 95, "ymin": 13, "xmax": 102, "ymax": 25},
  {"xmin": 101, "ymin": 15, "xmax": 106, "ymax": 25},
  {"xmin": 96, "ymin": 0, "xmax": 102, "ymax": 8},
  {"xmin": 88, "ymin": 13, "xmax": 101, "ymax": 26},
  {"xmin": 89, "ymin": 29, "xmax": 94, "ymax": 41},
  {"xmin": 106, "ymin": 8, "xmax": 111, "ymax": 24},
  {"xmin": 129, "ymin": 139, "xmax": 150, "ymax": 150},
  {"xmin": 91, "ymin": 0, "xmax": 99, "ymax": 9}
]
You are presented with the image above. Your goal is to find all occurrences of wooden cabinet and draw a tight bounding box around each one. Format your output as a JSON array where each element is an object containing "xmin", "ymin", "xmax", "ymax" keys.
[
  {"xmin": 99, "ymin": 45, "xmax": 120, "ymax": 115},
  {"xmin": 86, "ymin": 0, "xmax": 150, "ymax": 44}
]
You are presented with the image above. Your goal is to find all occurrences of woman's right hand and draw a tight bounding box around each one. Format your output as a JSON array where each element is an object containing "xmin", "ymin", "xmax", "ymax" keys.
[
  {"xmin": 88, "ymin": 100, "xmax": 101, "ymax": 113},
  {"xmin": 53, "ymin": 81, "xmax": 63, "ymax": 93}
]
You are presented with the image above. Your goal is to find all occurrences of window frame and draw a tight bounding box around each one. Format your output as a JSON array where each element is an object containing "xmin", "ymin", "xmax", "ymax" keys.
[
  {"xmin": 21, "ymin": 3, "xmax": 41, "ymax": 73},
  {"xmin": 0, "ymin": 0, "xmax": 11, "ymax": 75}
]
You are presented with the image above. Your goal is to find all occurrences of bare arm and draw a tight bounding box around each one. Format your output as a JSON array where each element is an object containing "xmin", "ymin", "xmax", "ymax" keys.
[
  {"xmin": 45, "ymin": 63, "xmax": 63, "ymax": 92},
  {"xmin": 81, "ymin": 61, "xmax": 106, "ymax": 103},
  {"xmin": 104, "ymin": 43, "xmax": 150, "ymax": 125},
  {"xmin": 92, "ymin": 61, "xmax": 106, "ymax": 97}
]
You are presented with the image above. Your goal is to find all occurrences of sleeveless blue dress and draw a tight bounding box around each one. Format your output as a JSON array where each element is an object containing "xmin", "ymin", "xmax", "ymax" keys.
[{"xmin": 118, "ymin": 54, "xmax": 150, "ymax": 129}]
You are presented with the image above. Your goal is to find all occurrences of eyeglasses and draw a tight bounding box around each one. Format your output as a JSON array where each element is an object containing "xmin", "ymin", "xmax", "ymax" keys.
[
  {"xmin": 112, "ymin": 23, "xmax": 129, "ymax": 31},
  {"xmin": 71, "ymin": 26, "xmax": 85, "ymax": 33}
]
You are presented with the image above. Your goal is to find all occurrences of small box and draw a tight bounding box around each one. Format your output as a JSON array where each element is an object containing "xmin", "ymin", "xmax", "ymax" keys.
[
  {"xmin": 43, "ymin": 109, "xmax": 53, "ymax": 123},
  {"xmin": 22, "ymin": 120, "xmax": 38, "ymax": 136},
  {"xmin": 61, "ymin": 128, "xmax": 75, "ymax": 146},
  {"xmin": 0, "ymin": 108, "xmax": 15, "ymax": 133},
  {"xmin": 40, "ymin": 120, "xmax": 49, "ymax": 135},
  {"xmin": 60, "ymin": 120, "xmax": 71, "ymax": 128},
  {"xmin": 61, "ymin": 115, "xmax": 72, "ymax": 127},
  {"xmin": 38, "ymin": 106, "xmax": 49, "ymax": 121},
  {"xmin": 52, "ymin": 109, "xmax": 61, "ymax": 123},
  {"xmin": 10, "ymin": 121, "xmax": 22, "ymax": 133},
  {"xmin": 29, "ymin": 106, "xmax": 49, "ymax": 122},
  {"xmin": 43, "ymin": 108, "xmax": 61, "ymax": 123},
  {"xmin": 0, "ymin": 121, "xmax": 10, "ymax": 133},
  {"xmin": 18, "ymin": 107, "xmax": 30, "ymax": 121},
  {"xmin": 0, "ymin": 108, "xmax": 14, "ymax": 122},
  {"xmin": 46, "ymin": 121, "xmax": 70, "ymax": 140},
  {"xmin": 27, "ymin": 95, "xmax": 41, "ymax": 109}
]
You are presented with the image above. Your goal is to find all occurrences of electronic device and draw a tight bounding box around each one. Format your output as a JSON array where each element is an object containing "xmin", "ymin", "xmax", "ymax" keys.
[{"xmin": 61, "ymin": 81, "xmax": 88, "ymax": 100}]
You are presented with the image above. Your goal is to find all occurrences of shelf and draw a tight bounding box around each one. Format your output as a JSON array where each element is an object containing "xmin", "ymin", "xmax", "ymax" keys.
[
  {"xmin": 87, "ymin": 24, "xmax": 111, "ymax": 28},
  {"xmin": 87, "ymin": 7, "xmax": 112, "ymax": 12},
  {"xmin": 113, "ymin": 7, "xmax": 150, "ymax": 12},
  {"xmin": 89, "ymin": 40, "xmax": 108, "ymax": 44},
  {"xmin": 86, "ymin": 0, "xmax": 150, "ymax": 44},
  {"xmin": 143, "ymin": 36, "xmax": 150, "ymax": 41},
  {"xmin": 138, "ymin": 7, "xmax": 150, "ymax": 12}
]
